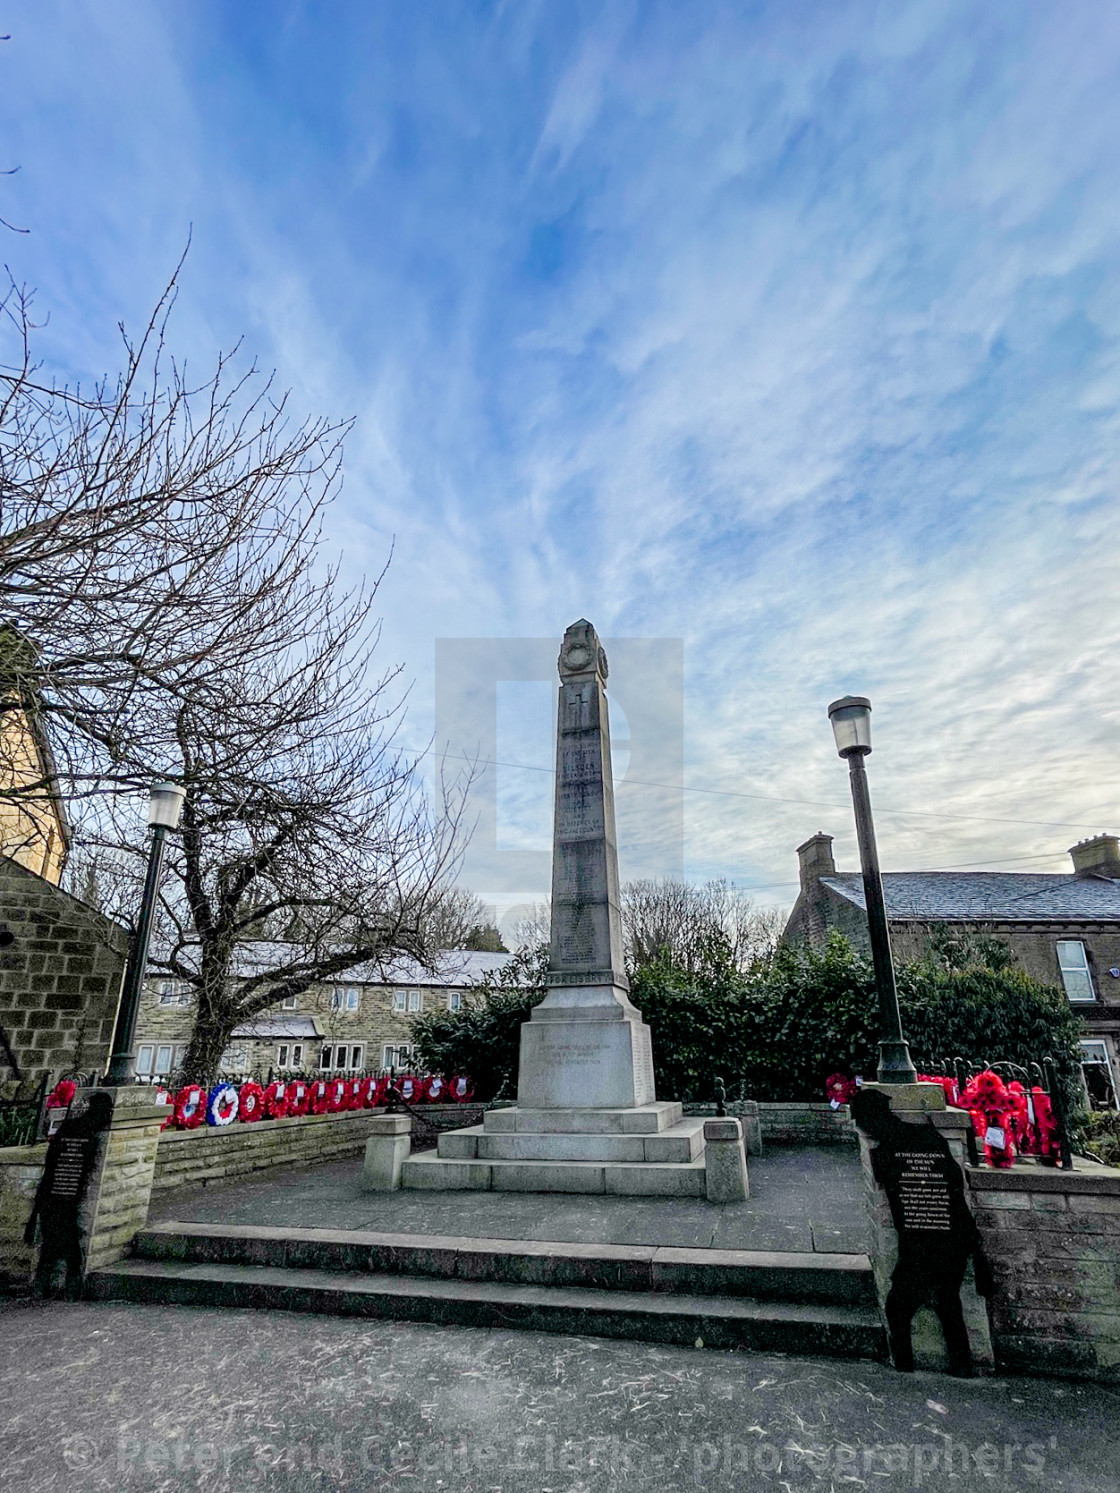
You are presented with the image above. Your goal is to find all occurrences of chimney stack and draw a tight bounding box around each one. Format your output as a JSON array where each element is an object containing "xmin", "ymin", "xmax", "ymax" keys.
[
  {"xmin": 797, "ymin": 832, "xmax": 836, "ymax": 890},
  {"xmin": 1069, "ymin": 834, "xmax": 1120, "ymax": 880}
]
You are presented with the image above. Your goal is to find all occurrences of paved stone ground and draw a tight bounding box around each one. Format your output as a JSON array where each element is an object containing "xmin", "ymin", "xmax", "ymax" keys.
[
  {"xmin": 150, "ymin": 1145, "xmax": 870, "ymax": 1254},
  {"xmin": 1, "ymin": 1298, "xmax": 1118, "ymax": 1493}
]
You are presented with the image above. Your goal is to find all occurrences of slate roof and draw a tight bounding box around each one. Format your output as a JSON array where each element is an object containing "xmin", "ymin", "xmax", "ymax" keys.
[
  {"xmin": 230, "ymin": 1014, "xmax": 322, "ymax": 1040},
  {"xmin": 163, "ymin": 945, "xmax": 517, "ymax": 988},
  {"xmin": 821, "ymin": 872, "xmax": 1120, "ymax": 923}
]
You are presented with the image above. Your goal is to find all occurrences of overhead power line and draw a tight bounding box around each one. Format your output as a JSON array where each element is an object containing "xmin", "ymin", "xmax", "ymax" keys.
[{"xmin": 422, "ymin": 746, "xmax": 1115, "ymax": 834}]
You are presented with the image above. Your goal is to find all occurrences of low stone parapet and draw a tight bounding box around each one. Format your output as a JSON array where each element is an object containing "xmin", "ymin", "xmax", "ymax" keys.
[
  {"xmin": 153, "ymin": 1106, "xmax": 393, "ymax": 1193},
  {"xmin": 0, "ymin": 1141, "xmax": 48, "ymax": 1288},
  {"xmin": 684, "ymin": 1101, "xmax": 854, "ymax": 1147},
  {"xmin": 968, "ymin": 1162, "xmax": 1120, "ymax": 1382}
]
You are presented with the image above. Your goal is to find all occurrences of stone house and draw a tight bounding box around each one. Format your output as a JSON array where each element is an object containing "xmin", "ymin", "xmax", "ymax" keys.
[
  {"xmin": 0, "ymin": 852, "xmax": 127, "ymax": 1085},
  {"xmin": 783, "ymin": 831, "xmax": 1120, "ymax": 1107},
  {"xmin": 0, "ymin": 695, "xmax": 69, "ymax": 886},
  {"xmin": 132, "ymin": 949, "xmax": 515, "ymax": 1083}
]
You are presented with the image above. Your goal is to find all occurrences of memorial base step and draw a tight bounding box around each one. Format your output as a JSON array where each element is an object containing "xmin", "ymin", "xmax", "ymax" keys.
[
  {"xmin": 483, "ymin": 1102, "xmax": 683, "ymax": 1135},
  {"xmin": 400, "ymin": 1151, "xmax": 708, "ymax": 1195},
  {"xmin": 438, "ymin": 1118, "xmax": 706, "ymax": 1164}
]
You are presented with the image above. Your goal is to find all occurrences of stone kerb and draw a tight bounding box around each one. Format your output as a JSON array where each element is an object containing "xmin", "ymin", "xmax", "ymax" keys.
[{"xmin": 968, "ymin": 1163, "xmax": 1120, "ymax": 1382}]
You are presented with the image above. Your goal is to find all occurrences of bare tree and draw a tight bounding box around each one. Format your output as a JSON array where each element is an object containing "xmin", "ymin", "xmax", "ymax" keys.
[
  {"xmin": 1, "ymin": 263, "xmax": 349, "ymax": 861},
  {"xmin": 621, "ymin": 878, "xmax": 783, "ymax": 973},
  {"xmin": 3, "ymin": 266, "xmax": 471, "ymax": 1082}
]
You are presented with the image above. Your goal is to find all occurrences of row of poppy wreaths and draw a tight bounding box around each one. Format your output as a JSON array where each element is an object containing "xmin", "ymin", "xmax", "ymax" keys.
[
  {"xmin": 158, "ymin": 1073, "xmax": 475, "ymax": 1130},
  {"xmin": 823, "ymin": 1069, "xmax": 1062, "ymax": 1167}
]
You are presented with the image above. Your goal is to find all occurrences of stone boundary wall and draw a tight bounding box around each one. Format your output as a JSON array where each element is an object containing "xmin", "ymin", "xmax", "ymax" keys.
[
  {"xmin": 684, "ymin": 1101, "xmax": 855, "ymax": 1145},
  {"xmin": 0, "ymin": 1140, "xmax": 47, "ymax": 1287},
  {"xmin": 151, "ymin": 1104, "xmax": 478, "ymax": 1194},
  {"xmin": 969, "ymin": 1163, "xmax": 1120, "ymax": 1382}
]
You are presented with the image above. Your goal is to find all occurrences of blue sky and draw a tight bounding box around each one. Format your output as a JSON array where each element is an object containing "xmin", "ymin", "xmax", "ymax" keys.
[{"xmin": 5, "ymin": 1, "xmax": 1120, "ymax": 919}]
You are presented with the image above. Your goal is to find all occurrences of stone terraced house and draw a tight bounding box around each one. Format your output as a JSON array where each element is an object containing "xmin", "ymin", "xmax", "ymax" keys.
[
  {"xmin": 783, "ymin": 830, "xmax": 1120, "ymax": 1108},
  {"xmin": 132, "ymin": 948, "xmax": 515, "ymax": 1083}
]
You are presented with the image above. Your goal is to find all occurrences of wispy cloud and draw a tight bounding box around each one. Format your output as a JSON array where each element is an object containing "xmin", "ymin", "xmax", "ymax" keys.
[{"xmin": 5, "ymin": 0, "xmax": 1120, "ymax": 908}]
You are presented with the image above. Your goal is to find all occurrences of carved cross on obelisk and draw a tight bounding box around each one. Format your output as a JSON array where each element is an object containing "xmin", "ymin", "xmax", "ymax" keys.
[{"xmin": 516, "ymin": 620, "xmax": 657, "ymax": 1109}]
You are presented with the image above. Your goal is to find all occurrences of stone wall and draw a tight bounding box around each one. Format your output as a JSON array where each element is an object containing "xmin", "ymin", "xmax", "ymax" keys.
[
  {"xmin": 151, "ymin": 1107, "xmax": 387, "ymax": 1194},
  {"xmin": 0, "ymin": 1139, "xmax": 46, "ymax": 1287},
  {"xmin": 0, "ymin": 854, "xmax": 127, "ymax": 1084},
  {"xmin": 684, "ymin": 1101, "xmax": 854, "ymax": 1145},
  {"xmin": 969, "ymin": 1163, "xmax": 1120, "ymax": 1382}
]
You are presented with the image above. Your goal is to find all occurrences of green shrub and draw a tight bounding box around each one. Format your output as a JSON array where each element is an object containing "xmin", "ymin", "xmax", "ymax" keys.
[
  {"xmin": 1082, "ymin": 1110, "xmax": 1120, "ymax": 1167},
  {"xmin": 409, "ymin": 932, "xmax": 1084, "ymax": 1108},
  {"xmin": 409, "ymin": 946, "xmax": 548, "ymax": 1101}
]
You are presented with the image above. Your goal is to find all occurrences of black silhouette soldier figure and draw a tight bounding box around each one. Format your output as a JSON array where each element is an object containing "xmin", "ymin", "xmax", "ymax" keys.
[
  {"xmin": 24, "ymin": 1090, "xmax": 113, "ymax": 1299},
  {"xmin": 851, "ymin": 1087, "xmax": 993, "ymax": 1377}
]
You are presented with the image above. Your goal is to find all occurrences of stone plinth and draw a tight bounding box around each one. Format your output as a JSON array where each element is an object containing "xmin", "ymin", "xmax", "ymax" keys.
[
  {"xmin": 517, "ymin": 995, "xmax": 655, "ymax": 1109},
  {"xmin": 703, "ymin": 1118, "xmax": 749, "ymax": 1202},
  {"xmin": 360, "ymin": 1115, "xmax": 411, "ymax": 1191}
]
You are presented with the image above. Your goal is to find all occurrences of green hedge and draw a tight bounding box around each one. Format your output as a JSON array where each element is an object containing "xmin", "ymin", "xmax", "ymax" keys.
[{"xmin": 410, "ymin": 934, "xmax": 1084, "ymax": 1106}]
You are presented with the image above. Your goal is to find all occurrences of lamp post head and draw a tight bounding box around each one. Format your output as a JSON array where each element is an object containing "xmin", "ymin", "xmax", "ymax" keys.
[
  {"xmin": 828, "ymin": 695, "xmax": 873, "ymax": 757},
  {"xmin": 147, "ymin": 781, "xmax": 186, "ymax": 830}
]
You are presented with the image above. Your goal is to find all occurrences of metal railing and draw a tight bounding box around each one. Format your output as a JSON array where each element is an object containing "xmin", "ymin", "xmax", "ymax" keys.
[{"xmin": 917, "ymin": 1055, "xmax": 1074, "ymax": 1169}]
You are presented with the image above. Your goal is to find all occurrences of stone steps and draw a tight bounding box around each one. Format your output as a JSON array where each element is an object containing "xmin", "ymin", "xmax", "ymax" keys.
[
  {"xmin": 88, "ymin": 1260, "xmax": 885, "ymax": 1359},
  {"xmin": 125, "ymin": 1222, "xmax": 878, "ymax": 1306},
  {"xmin": 401, "ymin": 1150, "xmax": 709, "ymax": 1195}
]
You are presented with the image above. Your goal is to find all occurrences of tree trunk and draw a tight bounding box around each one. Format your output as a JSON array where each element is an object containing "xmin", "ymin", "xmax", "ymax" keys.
[{"xmin": 180, "ymin": 1017, "xmax": 235, "ymax": 1088}]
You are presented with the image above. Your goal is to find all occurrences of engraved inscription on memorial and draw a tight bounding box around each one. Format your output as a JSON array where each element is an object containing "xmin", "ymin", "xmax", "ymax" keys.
[
  {"xmin": 49, "ymin": 1137, "xmax": 91, "ymax": 1201},
  {"xmin": 896, "ymin": 1149, "xmax": 954, "ymax": 1233}
]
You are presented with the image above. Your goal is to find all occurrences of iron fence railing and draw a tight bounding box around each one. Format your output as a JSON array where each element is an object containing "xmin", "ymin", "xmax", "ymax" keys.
[
  {"xmin": 920, "ymin": 1055, "xmax": 1074, "ymax": 1168},
  {"xmin": 0, "ymin": 1074, "xmax": 49, "ymax": 1147}
]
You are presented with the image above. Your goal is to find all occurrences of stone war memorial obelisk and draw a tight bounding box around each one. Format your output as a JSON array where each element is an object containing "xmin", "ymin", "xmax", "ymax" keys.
[{"xmin": 402, "ymin": 619, "xmax": 734, "ymax": 1197}]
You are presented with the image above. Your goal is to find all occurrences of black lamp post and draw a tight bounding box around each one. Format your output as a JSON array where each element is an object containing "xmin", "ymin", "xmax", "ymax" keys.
[
  {"xmin": 827, "ymin": 696, "xmax": 916, "ymax": 1085},
  {"xmin": 103, "ymin": 782, "xmax": 185, "ymax": 1086}
]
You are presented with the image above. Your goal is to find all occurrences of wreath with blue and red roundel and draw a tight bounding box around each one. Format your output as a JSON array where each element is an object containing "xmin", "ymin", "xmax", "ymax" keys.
[
  {"xmin": 238, "ymin": 1081, "xmax": 267, "ymax": 1122},
  {"xmin": 173, "ymin": 1083, "xmax": 207, "ymax": 1128},
  {"xmin": 449, "ymin": 1075, "xmax": 474, "ymax": 1103},
  {"xmin": 206, "ymin": 1082, "xmax": 240, "ymax": 1127}
]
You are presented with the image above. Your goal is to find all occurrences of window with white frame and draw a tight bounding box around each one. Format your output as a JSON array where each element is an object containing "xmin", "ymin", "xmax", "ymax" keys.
[
  {"xmin": 447, "ymin": 991, "xmax": 463, "ymax": 1013},
  {"xmin": 220, "ymin": 1047, "xmax": 247, "ymax": 1071},
  {"xmin": 277, "ymin": 1043, "xmax": 303, "ymax": 1068},
  {"xmin": 136, "ymin": 1045, "xmax": 154, "ymax": 1075},
  {"xmin": 281, "ymin": 995, "xmax": 299, "ymax": 1010},
  {"xmin": 329, "ymin": 987, "xmax": 361, "ymax": 1012},
  {"xmin": 1057, "ymin": 940, "xmax": 1095, "ymax": 1002},
  {"xmin": 320, "ymin": 1045, "xmax": 335, "ymax": 1068},
  {"xmin": 1079, "ymin": 1039, "xmax": 1119, "ymax": 1109},
  {"xmin": 158, "ymin": 981, "xmax": 191, "ymax": 1006},
  {"xmin": 345, "ymin": 988, "xmax": 361, "ymax": 1011},
  {"xmin": 382, "ymin": 1043, "xmax": 413, "ymax": 1069},
  {"xmin": 350, "ymin": 1044, "xmax": 364, "ymax": 1070}
]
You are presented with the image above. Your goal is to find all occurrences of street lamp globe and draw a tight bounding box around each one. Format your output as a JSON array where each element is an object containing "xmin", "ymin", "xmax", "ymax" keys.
[
  {"xmin": 827, "ymin": 696, "xmax": 872, "ymax": 757},
  {"xmin": 147, "ymin": 781, "xmax": 186, "ymax": 830}
]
